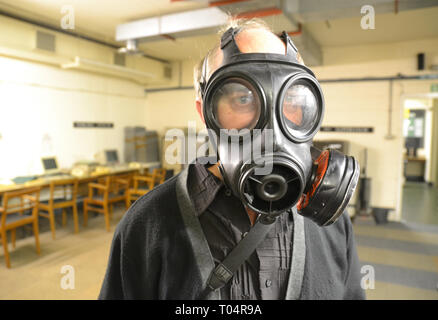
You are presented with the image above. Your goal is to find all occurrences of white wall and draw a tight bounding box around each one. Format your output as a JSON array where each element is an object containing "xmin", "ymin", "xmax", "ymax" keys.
[
  {"xmin": 0, "ymin": 14, "xmax": 174, "ymax": 179},
  {"xmin": 0, "ymin": 55, "xmax": 147, "ymax": 178}
]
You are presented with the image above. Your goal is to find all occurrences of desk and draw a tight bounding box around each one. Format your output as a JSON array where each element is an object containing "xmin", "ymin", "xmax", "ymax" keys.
[
  {"xmin": 0, "ymin": 166, "xmax": 139, "ymax": 197},
  {"xmin": 404, "ymin": 156, "xmax": 426, "ymax": 182}
]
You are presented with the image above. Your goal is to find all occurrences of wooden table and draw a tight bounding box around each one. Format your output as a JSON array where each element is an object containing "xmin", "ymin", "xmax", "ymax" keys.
[{"xmin": 0, "ymin": 166, "xmax": 140, "ymax": 197}]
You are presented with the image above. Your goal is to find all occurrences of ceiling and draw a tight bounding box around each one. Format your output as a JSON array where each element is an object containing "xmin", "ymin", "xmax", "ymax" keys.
[
  {"xmin": 0, "ymin": 0, "xmax": 206, "ymax": 43},
  {"xmin": 0, "ymin": 0, "xmax": 437, "ymax": 62},
  {"xmin": 136, "ymin": 6, "xmax": 438, "ymax": 61}
]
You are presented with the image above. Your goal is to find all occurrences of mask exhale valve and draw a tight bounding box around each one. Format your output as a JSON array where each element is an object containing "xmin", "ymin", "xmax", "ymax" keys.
[
  {"xmin": 239, "ymin": 160, "xmax": 305, "ymax": 217},
  {"xmin": 256, "ymin": 174, "xmax": 287, "ymax": 201}
]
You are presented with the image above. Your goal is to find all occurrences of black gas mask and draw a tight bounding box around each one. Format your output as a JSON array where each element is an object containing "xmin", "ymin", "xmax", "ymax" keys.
[{"xmin": 200, "ymin": 28, "xmax": 359, "ymax": 226}]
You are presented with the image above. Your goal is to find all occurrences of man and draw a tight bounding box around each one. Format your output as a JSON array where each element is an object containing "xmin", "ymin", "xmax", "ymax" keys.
[{"xmin": 99, "ymin": 18, "xmax": 365, "ymax": 300}]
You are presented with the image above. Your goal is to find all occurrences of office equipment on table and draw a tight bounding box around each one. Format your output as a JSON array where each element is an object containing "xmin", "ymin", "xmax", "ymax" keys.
[
  {"xmin": 40, "ymin": 156, "xmax": 71, "ymax": 180},
  {"xmin": 83, "ymin": 173, "xmax": 133, "ymax": 231},
  {"xmin": 92, "ymin": 166, "xmax": 112, "ymax": 176},
  {"xmin": 0, "ymin": 187, "xmax": 41, "ymax": 268},
  {"xmin": 41, "ymin": 157, "xmax": 61, "ymax": 175},
  {"xmin": 42, "ymin": 174, "xmax": 73, "ymax": 181},
  {"xmin": 12, "ymin": 176, "xmax": 38, "ymax": 184},
  {"xmin": 95, "ymin": 149, "xmax": 119, "ymax": 165},
  {"xmin": 93, "ymin": 149, "xmax": 133, "ymax": 174},
  {"xmin": 0, "ymin": 164, "xmax": 139, "ymax": 198},
  {"xmin": 126, "ymin": 168, "xmax": 166, "ymax": 206},
  {"xmin": 71, "ymin": 166, "xmax": 89, "ymax": 178},
  {"xmin": 38, "ymin": 178, "xmax": 79, "ymax": 239},
  {"xmin": 71, "ymin": 160, "xmax": 99, "ymax": 178},
  {"xmin": 105, "ymin": 149, "xmax": 119, "ymax": 164}
]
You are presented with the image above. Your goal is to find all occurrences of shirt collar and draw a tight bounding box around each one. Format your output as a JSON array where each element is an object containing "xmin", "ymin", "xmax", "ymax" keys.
[{"xmin": 187, "ymin": 162, "xmax": 224, "ymax": 217}]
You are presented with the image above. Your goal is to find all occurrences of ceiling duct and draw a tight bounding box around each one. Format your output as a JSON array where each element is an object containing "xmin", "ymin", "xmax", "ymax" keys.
[
  {"xmin": 114, "ymin": 0, "xmax": 438, "ymax": 67},
  {"xmin": 117, "ymin": 39, "xmax": 144, "ymax": 55},
  {"xmin": 116, "ymin": 7, "xmax": 229, "ymax": 43},
  {"xmin": 283, "ymin": 0, "xmax": 438, "ymax": 22}
]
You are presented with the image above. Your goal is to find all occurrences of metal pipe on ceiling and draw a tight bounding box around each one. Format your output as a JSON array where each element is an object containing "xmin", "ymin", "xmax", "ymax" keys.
[
  {"xmin": 318, "ymin": 74, "xmax": 438, "ymax": 83},
  {"xmin": 235, "ymin": 7, "xmax": 283, "ymax": 19},
  {"xmin": 144, "ymin": 73, "xmax": 438, "ymax": 93},
  {"xmin": 287, "ymin": 23, "xmax": 303, "ymax": 37},
  {"xmin": 170, "ymin": 0, "xmax": 251, "ymax": 6},
  {"xmin": 208, "ymin": 0, "xmax": 251, "ymax": 7}
]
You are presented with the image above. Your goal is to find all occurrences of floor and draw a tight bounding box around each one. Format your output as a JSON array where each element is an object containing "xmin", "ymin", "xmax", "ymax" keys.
[
  {"xmin": 401, "ymin": 182, "xmax": 438, "ymax": 226},
  {"xmin": 0, "ymin": 207, "xmax": 119, "ymax": 299},
  {"xmin": 0, "ymin": 199, "xmax": 437, "ymax": 300},
  {"xmin": 353, "ymin": 216, "xmax": 438, "ymax": 299}
]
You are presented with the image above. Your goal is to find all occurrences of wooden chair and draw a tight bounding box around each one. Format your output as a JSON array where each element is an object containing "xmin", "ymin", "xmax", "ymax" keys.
[
  {"xmin": 0, "ymin": 187, "xmax": 41, "ymax": 268},
  {"xmin": 126, "ymin": 168, "xmax": 167, "ymax": 206},
  {"xmin": 38, "ymin": 178, "xmax": 79, "ymax": 240},
  {"xmin": 83, "ymin": 173, "xmax": 132, "ymax": 231}
]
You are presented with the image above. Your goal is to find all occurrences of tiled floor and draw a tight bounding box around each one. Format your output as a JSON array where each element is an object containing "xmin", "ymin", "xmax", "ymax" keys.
[
  {"xmin": 353, "ymin": 217, "xmax": 438, "ymax": 299},
  {"xmin": 0, "ymin": 206, "xmax": 120, "ymax": 299},
  {"xmin": 401, "ymin": 182, "xmax": 438, "ymax": 225},
  {"xmin": 0, "ymin": 195, "xmax": 437, "ymax": 300}
]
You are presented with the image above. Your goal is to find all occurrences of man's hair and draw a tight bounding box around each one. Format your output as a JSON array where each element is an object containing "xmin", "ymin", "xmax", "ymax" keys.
[{"xmin": 193, "ymin": 17, "xmax": 272, "ymax": 99}]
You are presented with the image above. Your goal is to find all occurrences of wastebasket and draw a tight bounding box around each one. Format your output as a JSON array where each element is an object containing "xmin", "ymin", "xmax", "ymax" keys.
[{"xmin": 372, "ymin": 207, "xmax": 389, "ymax": 224}]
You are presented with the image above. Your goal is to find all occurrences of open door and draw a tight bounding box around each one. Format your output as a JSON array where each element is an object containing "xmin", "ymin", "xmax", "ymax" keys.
[{"xmin": 401, "ymin": 97, "xmax": 438, "ymax": 225}]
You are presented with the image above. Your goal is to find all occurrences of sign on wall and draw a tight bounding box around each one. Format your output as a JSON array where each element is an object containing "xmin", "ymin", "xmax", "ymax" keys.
[
  {"xmin": 73, "ymin": 122, "xmax": 114, "ymax": 128},
  {"xmin": 320, "ymin": 126, "xmax": 374, "ymax": 133}
]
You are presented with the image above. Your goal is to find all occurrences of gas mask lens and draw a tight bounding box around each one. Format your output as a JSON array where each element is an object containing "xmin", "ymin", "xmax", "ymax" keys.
[
  {"xmin": 211, "ymin": 79, "xmax": 261, "ymax": 130},
  {"xmin": 282, "ymin": 83, "xmax": 319, "ymax": 139}
]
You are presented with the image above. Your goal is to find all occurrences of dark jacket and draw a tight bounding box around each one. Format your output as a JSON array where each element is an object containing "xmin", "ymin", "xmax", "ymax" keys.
[{"xmin": 98, "ymin": 166, "xmax": 365, "ymax": 300}]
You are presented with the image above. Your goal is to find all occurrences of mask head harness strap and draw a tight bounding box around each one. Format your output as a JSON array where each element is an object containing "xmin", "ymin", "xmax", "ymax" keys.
[
  {"xmin": 220, "ymin": 27, "xmax": 243, "ymax": 61},
  {"xmin": 199, "ymin": 28, "xmax": 301, "ymax": 98},
  {"xmin": 279, "ymin": 31, "xmax": 299, "ymax": 60},
  {"xmin": 198, "ymin": 27, "xmax": 242, "ymax": 97}
]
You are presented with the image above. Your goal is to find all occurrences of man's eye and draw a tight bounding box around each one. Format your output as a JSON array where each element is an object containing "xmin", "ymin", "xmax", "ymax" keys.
[
  {"xmin": 231, "ymin": 94, "xmax": 253, "ymax": 106},
  {"xmin": 239, "ymin": 95, "xmax": 252, "ymax": 104}
]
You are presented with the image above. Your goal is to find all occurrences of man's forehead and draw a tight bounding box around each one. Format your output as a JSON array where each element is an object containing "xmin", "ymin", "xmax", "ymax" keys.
[
  {"xmin": 209, "ymin": 28, "xmax": 287, "ymax": 76},
  {"xmin": 234, "ymin": 28, "xmax": 286, "ymax": 55}
]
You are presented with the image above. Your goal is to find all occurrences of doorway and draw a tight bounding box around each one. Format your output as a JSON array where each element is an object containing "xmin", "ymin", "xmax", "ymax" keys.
[{"xmin": 401, "ymin": 96, "xmax": 438, "ymax": 225}]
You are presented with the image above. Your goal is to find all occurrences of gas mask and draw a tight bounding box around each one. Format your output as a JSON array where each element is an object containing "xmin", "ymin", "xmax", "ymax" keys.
[{"xmin": 199, "ymin": 28, "xmax": 359, "ymax": 226}]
